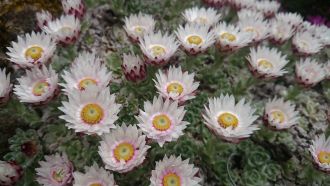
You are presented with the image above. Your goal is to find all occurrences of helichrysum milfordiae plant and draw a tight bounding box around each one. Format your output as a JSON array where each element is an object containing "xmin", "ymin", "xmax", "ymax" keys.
[{"xmin": 3, "ymin": 0, "xmax": 330, "ymax": 185}]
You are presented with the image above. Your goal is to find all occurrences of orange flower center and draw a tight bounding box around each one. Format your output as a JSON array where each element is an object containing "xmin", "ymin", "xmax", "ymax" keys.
[
  {"xmin": 318, "ymin": 151, "xmax": 330, "ymax": 164},
  {"xmin": 80, "ymin": 104, "xmax": 104, "ymax": 125},
  {"xmin": 163, "ymin": 172, "xmax": 181, "ymax": 186},
  {"xmin": 187, "ymin": 35, "xmax": 203, "ymax": 45},
  {"xmin": 152, "ymin": 114, "xmax": 171, "ymax": 131},
  {"xmin": 114, "ymin": 142, "xmax": 135, "ymax": 162},
  {"xmin": 167, "ymin": 82, "xmax": 184, "ymax": 95},
  {"xmin": 25, "ymin": 46, "xmax": 44, "ymax": 62},
  {"xmin": 217, "ymin": 112, "xmax": 239, "ymax": 128},
  {"xmin": 78, "ymin": 78, "xmax": 97, "ymax": 90},
  {"xmin": 32, "ymin": 81, "xmax": 49, "ymax": 96}
]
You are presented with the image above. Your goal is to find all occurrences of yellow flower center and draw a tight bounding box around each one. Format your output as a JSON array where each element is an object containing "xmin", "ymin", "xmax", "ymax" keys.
[
  {"xmin": 150, "ymin": 45, "xmax": 166, "ymax": 57},
  {"xmin": 220, "ymin": 32, "xmax": 237, "ymax": 42},
  {"xmin": 299, "ymin": 40, "xmax": 309, "ymax": 49},
  {"xmin": 167, "ymin": 82, "xmax": 184, "ymax": 95},
  {"xmin": 51, "ymin": 169, "xmax": 65, "ymax": 183},
  {"xmin": 152, "ymin": 114, "xmax": 171, "ymax": 131},
  {"xmin": 59, "ymin": 26, "xmax": 73, "ymax": 35},
  {"xmin": 257, "ymin": 59, "xmax": 273, "ymax": 71},
  {"xmin": 163, "ymin": 173, "xmax": 181, "ymax": 186},
  {"xmin": 25, "ymin": 46, "xmax": 44, "ymax": 62},
  {"xmin": 133, "ymin": 26, "xmax": 145, "ymax": 35},
  {"xmin": 78, "ymin": 78, "xmax": 98, "ymax": 90},
  {"xmin": 114, "ymin": 142, "xmax": 135, "ymax": 162},
  {"xmin": 187, "ymin": 35, "xmax": 203, "ymax": 45},
  {"xmin": 32, "ymin": 81, "xmax": 49, "ymax": 96},
  {"xmin": 318, "ymin": 151, "xmax": 330, "ymax": 164},
  {"xmin": 89, "ymin": 183, "xmax": 102, "ymax": 186},
  {"xmin": 80, "ymin": 104, "xmax": 104, "ymax": 125},
  {"xmin": 269, "ymin": 110, "xmax": 285, "ymax": 123},
  {"xmin": 217, "ymin": 112, "xmax": 239, "ymax": 128}
]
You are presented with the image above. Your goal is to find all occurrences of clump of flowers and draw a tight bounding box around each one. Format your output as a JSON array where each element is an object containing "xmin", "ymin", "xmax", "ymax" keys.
[
  {"xmin": 182, "ymin": 7, "xmax": 222, "ymax": 27},
  {"xmin": 124, "ymin": 12, "xmax": 155, "ymax": 42},
  {"xmin": 295, "ymin": 58, "xmax": 325, "ymax": 87},
  {"xmin": 122, "ymin": 53, "xmax": 147, "ymax": 83}
]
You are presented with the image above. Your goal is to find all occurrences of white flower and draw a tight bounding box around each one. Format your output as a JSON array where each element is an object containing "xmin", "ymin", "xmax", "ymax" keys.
[
  {"xmin": 59, "ymin": 85, "xmax": 121, "ymax": 135},
  {"xmin": 292, "ymin": 31, "xmax": 323, "ymax": 56},
  {"xmin": 214, "ymin": 22, "xmax": 252, "ymax": 52},
  {"xmin": 122, "ymin": 53, "xmax": 147, "ymax": 82},
  {"xmin": 246, "ymin": 46, "xmax": 289, "ymax": 79},
  {"xmin": 124, "ymin": 12, "xmax": 155, "ymax": 42},
  {"xmin": 275, "ymin": 12, "xmax": 303, "ymax": 29},
  {"xmin": 139, "ymin": 31, "xmax": 178, "ymax": 66},
  {"xmin": 14, "ymin": 65, "xmax": 58, "ymax": 104},
  {"xmin": 150, "ymin": 155, "xmax": 201, "ymax": 186},
  {"xmin": 269, "ymin": 19, "xmax": 294, "ymax": 44},
  {"xmin": 60, "ymin": 51, "xmax": 112, "ymax": 93},
  {"xmin": 237, "ymin": 9, "xmax": 264, "ymax": 21},
  {"xmin": 61, "ymin": 0, "xmax": 85, "ymax": 19},
  {"xmin": 324, "ymin": 61, "xmax": 330, "ymax": 79},
  {"xmin": 98, "ymin": 124, "xmax": 150, "ymax": 173},
  {"xmin": 6, "ymin": 31, "xmax": 56, "ymax": 68},
  {"xmin": 36, "ymin": 10, "xmax": 52, "ymax": 29},
  {"xmin": 255, "ymin": 0, "xmax": 280, "ymax": 17},
  {"xmin": 295, "ymin": 58, "xmax": 325, "ymax": 87},
  {"xmin": 136, "ymin": 96, "xmax": 189, "ymax": 147},
  {"xmin": 264, "ymin": 97, "xmax": 299, "ymax": 130},
  {"xmin": 154, "ymin": 65, "xmax": 199, "ymax": 103},
  {"xmin": 73, "ymin": 163, "xmax": 117, "ymax": 186},
  {"xmin": 0, "ymin": 68, "xmax": 12, "ymax": 104},
  {"xmin": 43, "ymin": 15, "xmax": 81, "ymax": 44},
  {"xmin": 36, "ymin": 153, "xmax": 73, "ymax": 186},
  {"xmin": 238, "ymin": 17, "xmax": 269, "ymax": 43},
  {"xmin": 309, "ymin": 134, "xmax": 330, "ymax": 172},
  {"xmin": 312, "ymin": 25, "xmax": 330, "ymax": 46},
  {"xmin": 182, "ymin": 7, "xmax": 221, "ymax": 27},
  {"xmin": 0, "ymin": 161, "xmax": 22, "ymax": 186},
  {"xmin": 203, "ymin": 94, "xmax": 259, "ymax": 143},
  {"xmin": 175, "ymin": 24, "xmax": 215, "ymax": 55}
]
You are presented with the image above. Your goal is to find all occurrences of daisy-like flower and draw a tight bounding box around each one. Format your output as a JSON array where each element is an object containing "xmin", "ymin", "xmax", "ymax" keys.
[
  {"xmin": 61, "ymin": 0, "xmax": 85, "ymax": 19},
  {"xmin": 0, "ymin": 161, "xmax": 23, "ymax": 186},
  {"xmin": 36, "ymin": 10, "xmax": 52, "ymax": 30},
  {"xmin": 59, "ymin": 85, "xmax": 121, "ymax": 135},
  {"xmin": 123, "ymin": 12, "xmax": 155, "ymax": 42},
  {"xmin": 182, "ymin": 7, "xmax": 221, "ymax": 28},
  {"xmin": 150, "ymin": 155, "xmax": 201, "ymax": 186},
  {"xmin": 14, "ymin": 65, "xmax": 58, "ymax": 105},
  {"xmin": 6, "ymin": 32, "xmax": 56, "ymax": 68},
  {"xmin": 73, "ymin": 163, "xmax": 117, "ymax": 186},
  {"xmin": 98, "ymin": 124, "xmax": 150, "ymax": 173},
  {"xmin": 264, "ymin": 97, "xmax": 299, "ymax": 130},
  {"xmin": 228, "ymin": 0, "xmax": 256, "ymax": 10},
  {"xmin": 136, "ymin": 96, "xmax": 189, "ymax": 147},
  {"xmin": 36, "ymin": 153, "xmax": 73, "ymax": 186},
  {"xmin": 255, "ymin": 0, "xmax": 280, "ymax": 18},
  {"xmin": 275, "ymin": 12, "xmax": 303, "ymax": 30},
  {"xmin": 312, "ymin": 25, "xmax": 330, "ymax": 46},
  {"xmin": 154, "ymin": 66, "xmax": 199, "ymax": 103},
  {"xmin": 202, "ymin": 0, "xmax": 227, "ymax": 7},
  {"xmin": 0, "ymin": 68, "xmax": 12, "ymax": 104},
  {"xmin": 309, "ymin": 134, "xmax": 330, "ymax": 173},
  {"xmin": 237, "ymin": 9, "xmax": 264, "ymax": 21},
  {"xmin": 122, "ymin": 53, "xmax": 147, "ymax": 83},
  {"xmin": 203, "ymin": 94, "xmax": 259, "ymax": 143},
  {"xmin": 295, "ymin": 58, "xmax": 325, "ymax": 87},
  {"xmin": 60, "ymin": 51, "xmax": 112, "ymax": 93},
  {"xmin": 269, "ymin": 19, "xmax": 294, "ymax": 45},
  {"xmin": 175, "ymin": 24, "xmax": 215, "ymax": 55},
  {"xmin": 292, "ymin": 31, "xmax": 323, "ymax": 56},
  {"xmin": 246, "ymin": 46, "xmax": 289, "ymax": 79},
  {"xmin": 238, "ymin": 17, "xmax": 269, "ymax": 43},
  {"xmin": 43, "ymin": 15, "xmax": 81, "ymax": 45},
  {"xmin": 214, "ymin": 22, "xmax": 252, "ymax": 52},
  {"xmin": 139, "ymin": 31, "xmax": 178, "ymax": 66}
]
